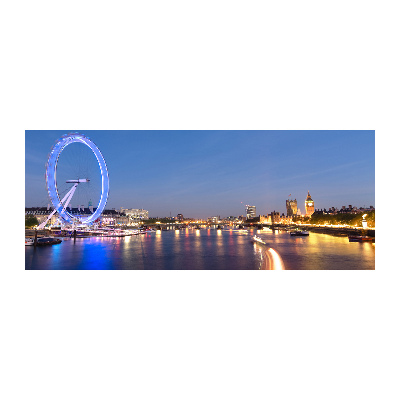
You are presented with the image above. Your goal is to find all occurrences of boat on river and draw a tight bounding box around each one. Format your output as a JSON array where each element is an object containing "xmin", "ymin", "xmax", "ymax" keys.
[
  {"xmin": 101, "ymin": 230, "xmax": 139, "ymax": 237},
  {"xmin": 290, "ymin": 230, "xmax": 309, "ymax": 236},
  {"xmin": 348, "ymin": 235, "xmax": 374, "ymax": 242},
  {"xmin": 25, "ymin": 237, "xmax": 62, "ymax": 246},
  {"xmin": 251, "ymin": 235, "xmax": 267, "ymax": 245}
]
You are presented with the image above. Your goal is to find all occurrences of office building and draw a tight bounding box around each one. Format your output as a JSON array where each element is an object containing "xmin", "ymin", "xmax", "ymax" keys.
[
  {"xmin": 246, "ymin": 205, "xmax": 256, "ymax": 220},
  {"xmin": 120, "ymin": 208, "xmax": 149, "ymax": 221}
]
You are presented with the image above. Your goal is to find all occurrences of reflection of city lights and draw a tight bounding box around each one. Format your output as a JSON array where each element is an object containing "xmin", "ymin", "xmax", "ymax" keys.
[
  {"xmin": 196, "ymin": 230, "xmax": 200, "ymax": 236},
  {"xmin": 217, "ymin": 230, "xmax": 222, "ymax": 236},
  {"xmin": 156, "ymin": 230, "xmax": 161, "ymax": 235},
  {"xmin": 175, "ymin": 229, "xmax": 179, "ymax": 234}
]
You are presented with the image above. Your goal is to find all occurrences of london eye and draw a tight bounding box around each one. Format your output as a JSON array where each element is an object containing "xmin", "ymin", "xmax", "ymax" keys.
[{"xmin": 38, "ymin": 133, "xmax": 109, "ymax": 228}]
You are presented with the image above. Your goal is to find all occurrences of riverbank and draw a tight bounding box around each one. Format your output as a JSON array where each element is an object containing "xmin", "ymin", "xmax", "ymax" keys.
[
  {"xmin": 304, "ymin": 226, "xmax": 375, "ymax": 237},
  {"xmin": 262, "ymin": 224, "xmax": 375, "ymax": 238},
  {"xmin": 26, "ymin": 224, "xmax": 375, "ymax": 239}
]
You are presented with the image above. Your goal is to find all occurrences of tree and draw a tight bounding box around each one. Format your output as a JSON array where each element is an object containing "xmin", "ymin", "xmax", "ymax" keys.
[
  {"xmin": 25, "ymin": 215, "xmax": 39, "ymax": 228},
  {"xmin": 309, "ymin": 210, "xmax": 375, "ymax": 227}
]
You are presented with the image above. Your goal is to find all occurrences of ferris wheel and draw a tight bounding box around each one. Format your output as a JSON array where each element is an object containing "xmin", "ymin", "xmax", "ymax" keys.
[{"xmin": 38, "ymin": 133, "xmax": 109, "ymax": 228}]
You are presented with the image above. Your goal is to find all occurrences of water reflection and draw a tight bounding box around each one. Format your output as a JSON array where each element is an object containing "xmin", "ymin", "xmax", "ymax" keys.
[
  {"xmin": 50, "ymin": 240, "xmax": 62, "ymax": 267},
  {"xmin": 228, "ymin": 231, "xmax": 235, "ymax": 256},
  {"xmin": 253, "ymin": 244, "xmax": 266, "ymax": 270},
  {"xmin": 360, "ymin": 242, "xmax": 374, "ymax": 254},
  {"xmin": 193, "ymin": 230, "xmax": 204, "ymax": 269},
  {"xmin": 236, "ymin": 234, "xmax": 246, "ymax": 259},
  {"xmin": 215, "ymin": 229, "xmax": 225, "ymax": 258},
  {"xmin": 153, "ymin": 229, "xmax": 165, "ymax": 269}
]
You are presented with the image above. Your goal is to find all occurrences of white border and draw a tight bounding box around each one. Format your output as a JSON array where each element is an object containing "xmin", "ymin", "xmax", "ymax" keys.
[{"xmin": 2, "ymin": 1, "xmax": 398, "ymax": 400}]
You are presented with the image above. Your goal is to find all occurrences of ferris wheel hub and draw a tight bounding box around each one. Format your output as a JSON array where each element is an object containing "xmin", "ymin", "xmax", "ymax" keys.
[{"xmin": 66, "ymin": 179, "xmax": 90, "ymax": 183}]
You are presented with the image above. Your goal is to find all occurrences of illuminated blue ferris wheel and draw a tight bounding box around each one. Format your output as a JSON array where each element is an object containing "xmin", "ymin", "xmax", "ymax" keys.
[{"xmin": 38, "ymin": 133, "xmax": 109, "ymax": 228}]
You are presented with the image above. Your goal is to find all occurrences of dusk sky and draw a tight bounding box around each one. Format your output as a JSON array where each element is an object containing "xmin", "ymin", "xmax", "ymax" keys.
[{"xmin": 25, "ymin": 130, "xmax": 375, "ymax": 218}]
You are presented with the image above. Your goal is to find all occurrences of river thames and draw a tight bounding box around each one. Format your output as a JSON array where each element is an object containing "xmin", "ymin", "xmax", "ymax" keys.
[{"xmin": 25, "ymin": 228, "xmax": 375, "ymax": 270}]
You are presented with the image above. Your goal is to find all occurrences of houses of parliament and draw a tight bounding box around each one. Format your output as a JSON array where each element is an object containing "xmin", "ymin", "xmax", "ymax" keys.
[{"xmin": 286, "ymin": 191, "xmax": 315, "ymax": 218}]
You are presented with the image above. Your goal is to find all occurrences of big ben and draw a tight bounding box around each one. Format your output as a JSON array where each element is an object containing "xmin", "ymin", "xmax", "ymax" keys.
[{"xmin": 305, "ymin": 191, "xmax": 315, "ymax": 217}]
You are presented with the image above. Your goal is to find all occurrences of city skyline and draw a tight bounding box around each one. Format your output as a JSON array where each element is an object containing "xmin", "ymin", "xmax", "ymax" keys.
[{"xmin": 25, "ymin": 130, "xmax": 375, "ymax": 219}]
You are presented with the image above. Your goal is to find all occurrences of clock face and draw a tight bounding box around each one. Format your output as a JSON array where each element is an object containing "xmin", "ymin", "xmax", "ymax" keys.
[{"xmin": 308, "ymin": 202, "xmax": 313, "ymax": 206}]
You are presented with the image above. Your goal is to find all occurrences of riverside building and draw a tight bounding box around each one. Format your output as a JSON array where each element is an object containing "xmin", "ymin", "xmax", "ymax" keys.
[
  {"xmin": 120, "ymin": 208, "xmax": 149, "ymax": 222},
  {"xmin": 270, "ymin": 211, "xmax": 281, "ymax": 224},
  {"xmin": 286, "ymin": 198, "xmax": 298, "ymax": 217},
  {"xmin": 246, "ymin": 205, "xmax": 256, "ymax": 220},
  {"xmin": 25, "ymin": 207, "xmax": 59, "ymax": 226}
]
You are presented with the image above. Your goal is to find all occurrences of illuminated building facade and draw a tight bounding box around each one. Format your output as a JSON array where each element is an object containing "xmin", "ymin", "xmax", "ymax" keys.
[
  {"xmin": 270, "ymin": 211, "xmax": 280, "ymax": 224},
  {"xmin": 246, "ymin": 205, "xmax": 256, "ymax": 220},
  {"xmin": 120, "ymin": 208, "xmax": 149, "ymax": 221},
  {"xmin": 25, "ymin": 207, "xmax": 59, "ymax": 226},
  {"xmin": 286, "ymin": 199, "xmax": 298, "ymax": 217},
  {"xmin": 305, "ymin": 191, "xmax": 315, "ymax": 217}
]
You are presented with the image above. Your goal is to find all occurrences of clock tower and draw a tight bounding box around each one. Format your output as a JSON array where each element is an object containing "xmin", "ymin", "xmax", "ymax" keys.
[{"xmin": 305, "ymin": 191, "xmax": 315, "ymax": 217}]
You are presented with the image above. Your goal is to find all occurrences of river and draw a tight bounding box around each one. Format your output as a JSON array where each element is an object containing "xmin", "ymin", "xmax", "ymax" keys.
[{"xmin": 25, "ymin": 228, "xmax": 375, "ymax": 270}]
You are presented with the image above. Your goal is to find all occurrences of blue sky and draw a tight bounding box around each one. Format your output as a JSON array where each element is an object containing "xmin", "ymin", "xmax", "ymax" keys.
[{"xmin": 25, "ymin": 131, "xmax": 375, "ymax": 218}]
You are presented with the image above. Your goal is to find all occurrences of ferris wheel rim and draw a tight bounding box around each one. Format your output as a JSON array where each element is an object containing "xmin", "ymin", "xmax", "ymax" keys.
[{"xmin": 45, "ymin": 133, "xmax": 109, "ymax": 225}]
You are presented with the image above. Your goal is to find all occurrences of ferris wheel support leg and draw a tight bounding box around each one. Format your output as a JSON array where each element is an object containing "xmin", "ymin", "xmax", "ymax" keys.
[
  {"xmin": 60, "ymin": 183, "xmax": 78, "ymax": 216},
  {"xmin": 37, "ymin": 208, "xmax": 58, "ymax": 230},
  {"xmin": 37, "ymin": 183, "xmax": 79, "ymax": 229}
]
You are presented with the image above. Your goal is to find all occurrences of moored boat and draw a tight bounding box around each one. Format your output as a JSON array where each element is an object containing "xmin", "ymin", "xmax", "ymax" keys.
[
  {"xmin": 348, "ymin": 235, "xmax": 374, "ymax": 242},
  {"xmin": 290, "ymin": 230, "xmax": 309, "ymax": 236},
  {"xmin": 140, "ymin": 228, "xmax": 156, "ymax": 234},
  {"xmin": 36, "ymin": 237, "xmax": 62, "ymax": 246}
]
